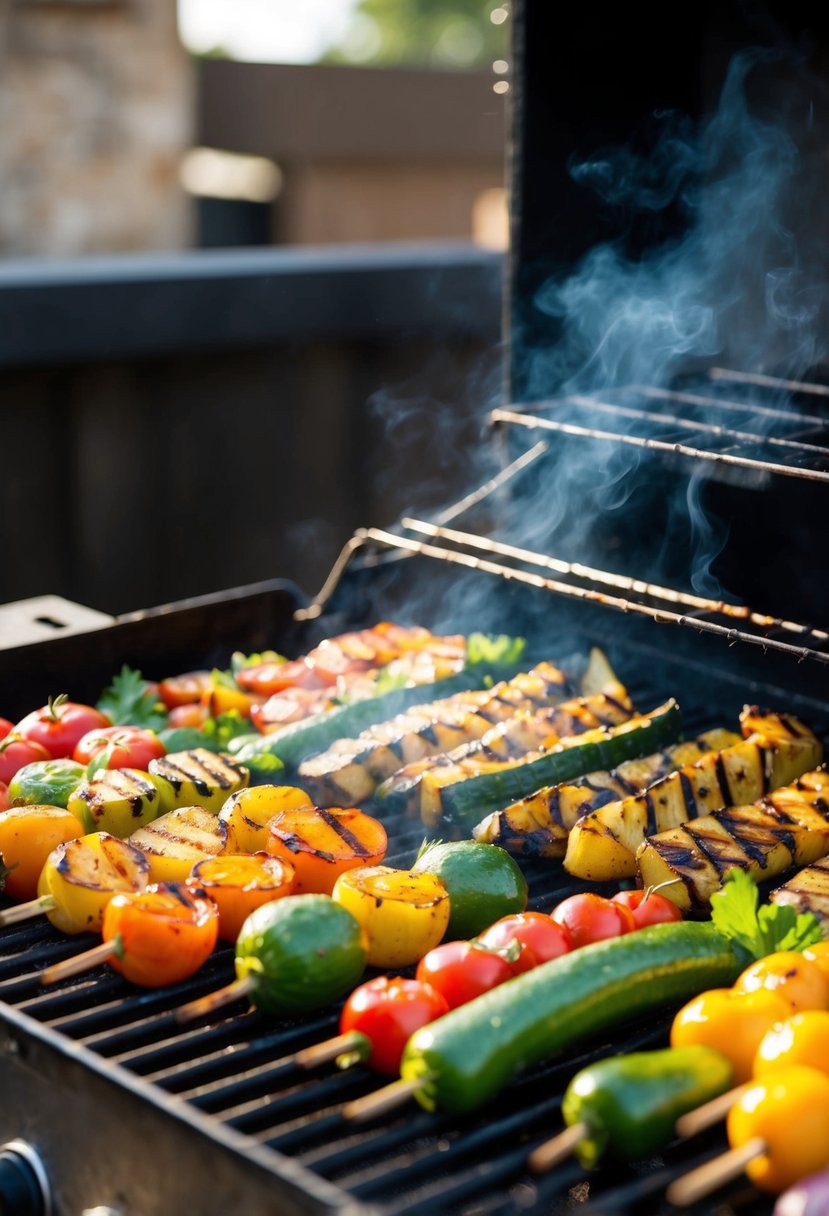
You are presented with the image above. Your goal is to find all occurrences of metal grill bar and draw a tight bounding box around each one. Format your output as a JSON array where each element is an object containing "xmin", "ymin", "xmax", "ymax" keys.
[
  {"xmin": 400, "ymin": 517, "xmax": 829, "ymax": 647},
  {"xmin": 708, "ymin": 367, "xmax": 829, "ymax": 399},
  {"xmin": 630, "ymin": 384, "xmax": 828, "ymax": 427},
  {"xmin": 490, "ymin": 407, "xmax": 829, "ymax": 483}
]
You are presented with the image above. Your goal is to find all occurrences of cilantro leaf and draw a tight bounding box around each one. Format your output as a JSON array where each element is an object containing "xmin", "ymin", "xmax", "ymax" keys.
[
  {"xmin": 97, "ymin": 666, "xmax": 168, "ymax": 731},
  {"xmin": 201, "ymin": 710, "xmax": 255, "ymax": 752},
  {"xmin": 710, "ymin": 868, "xmax": 824, "ymax": 960}
]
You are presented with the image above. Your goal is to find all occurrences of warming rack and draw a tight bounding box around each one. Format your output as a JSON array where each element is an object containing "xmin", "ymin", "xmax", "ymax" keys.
[{"xmin": 488, "ymin": 367, "xmax": 829, "ymax": 484}]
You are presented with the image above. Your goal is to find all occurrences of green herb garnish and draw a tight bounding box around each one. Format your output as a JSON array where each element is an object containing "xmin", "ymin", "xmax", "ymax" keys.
[
  {"xmin": 97, "ymin": 666, "xmax": 168, "ymax": 731},
  {"xmin": 465, "ymin": 633, "xmax": 526, "ymax": 669},
  {"xmin": 200, "ymin": 710, "xmax": 255, "ymax": 752},
  {"xmin": 710, "ymin": 868, "xmax": 824, "ymax": 961}
]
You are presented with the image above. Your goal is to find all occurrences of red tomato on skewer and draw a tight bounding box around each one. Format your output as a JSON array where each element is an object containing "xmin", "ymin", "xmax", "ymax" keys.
[
  {"xmin": 16, "ymin": 696, "xmax": 110, "ymax": 760},
  {"xmin": 340, "ymin": 976, "xmax": 450, "ymax": 1075}
]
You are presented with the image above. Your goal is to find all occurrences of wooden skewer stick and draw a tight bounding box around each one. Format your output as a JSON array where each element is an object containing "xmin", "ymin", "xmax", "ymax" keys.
[
  {"xmin": 675, "ymin": 1084, "xmax": 751, "ymax": 1139},
  {"xmin": 527, "ymin": 1121, "xmax": 588, "ymax": 1174},
  {"xmin": 0, "ymin": 895, "xmax": 56, "ymax": 927},
  {"xmin": 175, "ymin": 976, "xmax": 256, "ymax": 1024},
  {"xmin": 341, "ymin": 1076, "xmax": 423, "ymax": 1123},
  {"xmin": 41, "ymin": 940, "xmax": 118, "ymax": 985},
  {"xmin": 295, "ymin": 1031, "xmax": 370, "ymax": 1070},
  {"xmin": 665, "ymin": 1137, "xmax": 767, "ymax": 1207}
]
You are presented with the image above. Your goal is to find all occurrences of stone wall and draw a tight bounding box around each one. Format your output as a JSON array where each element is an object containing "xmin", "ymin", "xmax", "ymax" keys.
[{"xmin": 0, "ymin": 0, "xmax": 193, "ymax": 256}]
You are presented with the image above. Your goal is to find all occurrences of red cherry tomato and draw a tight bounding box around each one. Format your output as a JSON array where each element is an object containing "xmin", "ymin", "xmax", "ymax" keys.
[
  {"xmin": 550, "ymin": 892, "xmax": 636, "ymax": 948},
  {"xmin": 0, "ymin": 719, "xmax": 13, "ymax": 743},
  {"xmin": 15, "ymin": 697, "xmax": 111, "ymax": 760},
  {"xmin": 476, "ymin": 911, "xmax": 574, "ymax": 974},
  {"xmin": 236, "ymin": 659, "xmax": 324, "ymax": 696},
  {"xmin": 73, "ymin": 725, "xmax": 166, "ymax": 772},
  {"xmin": 167, "ymin": 703, "xmax": 210, "ymax": 730},
  {"xmin": 0, "ymin": 782, "xmax": 8, "ymax": 813},
  {"xmin": 611, "ymin": 887, "xmax": 684, "ymax": 929},
  {"xmin": 0, "ymin": 733, "xmax": 52, "ymax": 784},
  {"xmin": 415, "ymin": 940, "xmax": 514, "ymax": 1009},
  {"xmin": 340, "ymin": 976, "xmax": 450, "ymax": 1075},
  {"xmin": 157, "ymin": 671, "xmax": 212, "ymax": 709}
]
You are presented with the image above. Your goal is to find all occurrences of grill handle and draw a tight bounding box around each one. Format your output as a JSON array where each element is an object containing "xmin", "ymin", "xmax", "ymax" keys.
[{"xmin": 0, "ymin": 1140, "xmax": 51, "ymax": 1216}]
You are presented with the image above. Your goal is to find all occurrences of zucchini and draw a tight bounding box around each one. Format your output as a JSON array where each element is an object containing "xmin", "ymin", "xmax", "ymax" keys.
[
  {"xmin": 234, "ymin": 656, "xmax": 545, "ymax": 773},
  {"xmin": 401, "ymin": 921, "xmax": 743, "ymax": 1114},
  {"xmin": 564, "ymin": 708, "xmax": 824, "ymax": 881},
  {"xmin": 421, "ymin": 699, "xmax": 683, "ymax": 837}
]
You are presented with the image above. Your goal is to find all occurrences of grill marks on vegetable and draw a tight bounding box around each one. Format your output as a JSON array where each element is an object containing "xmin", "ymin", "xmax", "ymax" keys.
[{"xmin": 152, "ymin": 750, "xmax": 243, "ymax": 797}]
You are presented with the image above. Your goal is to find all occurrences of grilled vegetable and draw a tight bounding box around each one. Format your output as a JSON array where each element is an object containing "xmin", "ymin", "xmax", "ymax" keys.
[
  {"xmin": 218, "ymin": 784, "xmax": 313, "ymax": 852},
  {"xmin": 331, "ymin": 865, "xmax": 450, "ymax": 969},
  {"xmin": 564, "ymin": 709, "xmax": 823, "ymax": 881},
  {"xmin": 266, "ymin": 806, "xmax": 388, "ymax": 894},
  {"xmin": 377, "ymin": 684, "xmax": 635, "ymax": 815},
  {"xmin": 238, "ymin": 632, "xmax": 530, "ymax": 768},
  {"xmin": 339, "ymin": 976, "xmax": 450, "ymax": 1076},
  {"xmin": 297, "ymin": 660, "xmax": 576, "ymax": 808},
  {"xmin": 557, "ymin": 1045, "xmax": 734, "ymax": 1168},
  {"xmin": 0, "ymin": 806, "xmax": 83, "ymax": 901},
  {"xmin": 187, "ymin": 853, "xmax": 296, "ymax": 941},
  {"xmin": 8, "ymin": 759, "xmax": 87, "ymax": 810},
  {"xmin": 671, "ymin": 987, "xmax": 798, "ymax": 1082},
  {"xmin": 400, "ymin": 921, "xmax": 743, "ymax": 1114},
  {"xmin": 129, "ymin": 806, "xmax": 228, "ymax": 884},
  {"xmin": 771, "ymin": 854, "xmax": 829, "ymax": 930},
  {"xmin": 473, "ymin": 728, "xmax": 740, "ymax": 857},
  {"xmin": 725, "ymin": 1065, "xmax": 829, "ymax": 1194},
  {"xmin": 101, "ymin": 882, "xmax": 220, "ymax": 988},
  {"xmin": 37, "ymin": 831, "xmax": 150, "ymax": 934},
  {"xmin": 636, "ymin": 770, "xmax": 829, "ymax": 909},
  {"xmin": 68, "ymin": 767, "xmax": 167, "ymax": 837},
  {"xmin": 148, "ymin": 748, "xmax": 249, "ymax": 814},
  {"xmin": 420, "ymin": 700, "xmax": 684, "ymax": 837},
  {"xmin": 411, "ymin": 839, "xmax": 528, "ymax": 939}
]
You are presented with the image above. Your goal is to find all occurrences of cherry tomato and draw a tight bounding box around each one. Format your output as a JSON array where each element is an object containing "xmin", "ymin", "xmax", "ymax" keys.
[
  {"xmin": 727, "ymin": 1065, "xmax": 829, "ymax": 1193},
  {"xmin": 16, "ymin": 697, "xmax": 111, "ymax": 760},
  {"xmin": 611, "ymin": 887, "xmax": 684, "ymax": 929},
  {"xmin": 670, "ymin": 986, "xmax": 794, "ymax": 1083},
  {"xmin": 550, "ymin": 892, "xmax": 636, "ymax": 948},
  {"xmin": 415, "ymin": 940, "xmax": 514, "ymax": 1009},
  {"xmin": 0, "ymin": 733, "xmax": 52, "ymax": 784},
  {"xmin": 235, "ymin": 659, "xmax": 323, "ymax": 697},
  {"xmin": 476, "ymin": 911, "xmax": 573, "ymax": 974},
  {"xmin": 734, "ymin": 951, "xmax": 829, "ymax": 1012},
  {"xmin": 340, "ymin": 976, "xmax": 450, "ymax": 1075},
  {"xmin": 167, "ymin": 703, "xmax": 210, "ymax": 730},
  {"xmin": 0, "ymin": 783, "xmax": 7, "ymax": 813},
  {"xmin": 73, "ymin": 725, "xmax": 166, "ymax": 772},
  {"xmin": 157, "ymin": 671, "xmax": 212, "ymax": 709},
  {"xmin": 104, "ymin": 881, "xmax": 219, "ymax": 988},
  {"xmin": 0, "ymin": 719, "xmax": 13, "ymax": 742}
]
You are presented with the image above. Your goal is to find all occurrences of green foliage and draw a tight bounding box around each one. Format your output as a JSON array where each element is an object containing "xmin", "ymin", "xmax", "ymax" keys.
[
  {"xmin": 97, "ymin": 666, "xmax": 168, "ymax": 732},
  {"xmin": 710, "ymin": 868, "xmax": 824, "ymax": 961},
  {"xmin": 318, "ymin": 0, "xmax": 508, "ymax": 70}
]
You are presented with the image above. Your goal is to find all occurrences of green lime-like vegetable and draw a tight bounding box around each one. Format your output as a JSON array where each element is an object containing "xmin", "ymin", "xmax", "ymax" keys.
[
  {"xmin": 412, "ymin": 839, "xmax": 528, "ymax": 939},
  {"xmin": 8, "ymin": 759, "xmax": 87, "ymax": 809},
  {"xmin": 561, "ymin": 1044, "xmax": 734, "ymax": 1167},
  {"xmin": 234, "ymin": 895, "xmax": 368, "ymax": 1015}
]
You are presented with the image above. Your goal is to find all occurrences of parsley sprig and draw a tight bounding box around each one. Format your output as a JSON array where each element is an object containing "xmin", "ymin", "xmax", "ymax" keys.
[
  {"xmin": 96, "ymin": 666, "xmax": 168, "ymax": 732},
  {"xmin": 710, "ymin": 868, "xmax": 824, "ymax": 960}
]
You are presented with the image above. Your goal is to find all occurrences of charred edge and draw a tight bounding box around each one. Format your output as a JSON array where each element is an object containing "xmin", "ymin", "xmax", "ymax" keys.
[
  {"xmin": 682, "ymin": 822, "xmax": 749, "ymax": 876},
  {"xmin": 193, "ymin": 755, "xmax": 243, "ymax": 790},
  {"xmin": 605, "ymin": 769, "xmax": 640, "ymax": 796},
  {"xmin": 713, "ymin": 755, "xmax": 734, "ymax": 808},
  {"xmin": 678, "ymin": 771, "xmax": 699, "ymax": 820},
  {"xmin": 643, "ymin": 790, "xmax": 658, "ymax": 837},
  {"xmin": 715, "ymin": 812, "xmax": 795, "ymax": 864},
  {"xmin": 649, "ymin": 839, "xmax": 707, "ymax": 872},
  {"xmin": 315, "ymin": 807, "xmax": 373, "ymax": 857}
]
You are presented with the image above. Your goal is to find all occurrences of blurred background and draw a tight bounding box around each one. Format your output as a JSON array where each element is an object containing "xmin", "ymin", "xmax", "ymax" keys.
[{"xmin": 0, "ymin": 0, "xmax": 508, "ymax": 618}]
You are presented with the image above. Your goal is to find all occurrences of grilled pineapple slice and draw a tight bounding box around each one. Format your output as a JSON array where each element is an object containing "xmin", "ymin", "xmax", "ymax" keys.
[
  {"xmin": 129, "ymin": 806, "xmax": 228, "ymax": 883},
  {"xmin": 473, "ymin": 728, "xmax": 741, "ymax": 857},
  {"xmin": 377, "ymin": 687, "xmax": 635, "ymax": 815},
  {"xmin": 149, "ymin": 748, "xmax": 249, "ymax": 815},
  {"xmin": 563, "ymin": 708, "xmax": 823, "ymax": 881},
  {"xmin": 636, "ymin": 770, "xmax": 829, "ymax": 910},
  {"xmin": 770, "ymin": 853, "xmax": 829, "ymax": 929},
  {"xmin": 297, "ymin": 660, "xmax": 575, "ymax": 807}
]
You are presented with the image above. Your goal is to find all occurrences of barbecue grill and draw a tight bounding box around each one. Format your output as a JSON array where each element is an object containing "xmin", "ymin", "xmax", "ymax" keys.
[{"xmin": 2, "ymin": 3, "xmax": 829, "ymax": 1214}]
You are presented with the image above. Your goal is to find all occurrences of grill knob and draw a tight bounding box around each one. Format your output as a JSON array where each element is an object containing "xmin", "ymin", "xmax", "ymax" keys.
[{"xmin": 0, "ymin": 1140, "xmax": 51, "ymax": 1216}]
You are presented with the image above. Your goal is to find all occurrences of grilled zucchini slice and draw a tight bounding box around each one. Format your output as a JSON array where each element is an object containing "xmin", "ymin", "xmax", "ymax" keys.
[
  {"xmin": 636, "ymin": 770, "xmax": 829, "ymax": 909},
  {"xmin": 149, "ymin": 748, "xmax": 249, "ymax": 814},
  {"xmin": 297, "ymin": 660, "xmax": 578, "ymax": 808},
  {"xmin": 563, "ymin": 708, "xmax": 823, "ymax": 881},
  {"xmin": 770, "ymin": 853, "xmax": 829, "ymax": 929},
  {"xmin": 129, "ymin": 805, "xmax": 228, "ymax": 884},
  {"xmin": 473, "ymin": 728, "xmax": 741, "ymax": 857},
  {"xmin": 68, "ymin": 768, "xmax": 166, "ymax": 837}
]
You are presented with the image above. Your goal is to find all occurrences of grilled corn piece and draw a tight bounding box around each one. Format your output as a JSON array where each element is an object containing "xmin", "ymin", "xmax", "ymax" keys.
[
  {"xmin": 770, "ymin": 852, "xmax": 829, "ymax": 929},
  {"xmin": 129, "ymin": 806, "xmax": 229, "ymax": 884},
  {"xmin": 636, "ymin": 770, "xmax": 829, "ymax": 910},
  {"xmin": 148, "ymin": 748, "xmax": 249, "ymax": 815},
  {"xmin": 297, "ymin": 659, "xmax": 577, "ymax": 807},
  {"xmin": 377, "ymin": 687, "xmax": 635, "ymax": 814},
  {"xmin": 563, "ymin": 708, "xmax": 823, "ymax": 881},
  {"xmin": 472, "ymin": 728, "xmax": 741, "ymax": 857}
]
